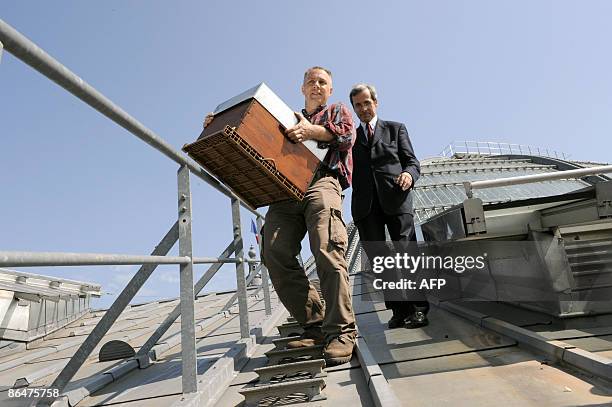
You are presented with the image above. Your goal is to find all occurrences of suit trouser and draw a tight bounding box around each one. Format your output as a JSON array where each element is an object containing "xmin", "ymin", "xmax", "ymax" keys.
[
  {"xmin": 356, "ymin": 192, "xmax": 429, "ymax": 316},
  {"xmin": 262, "ymin": 175, "xmax": 356, "ymax": 339}
]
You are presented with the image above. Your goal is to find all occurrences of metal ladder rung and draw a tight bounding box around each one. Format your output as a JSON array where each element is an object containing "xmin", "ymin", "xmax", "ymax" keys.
[
  {"xmin": 254, "ymin": 359, "xmax": 326, "ymax": 384},
  {"xmin": 565, "ymin": 240, "xmax": 612, "ymax": 251},
  {"xmin": 566, "ymin": 249, "xmax": 612, "ymax": 260},
  {"xmin": 265, "ymin": 345, "xmax": 324, "ymax": 365},
  {"xmin": 570, "ymin": 258, "xmax": 612, "ymax": 268},
  {"xmin": 572, "ymin": 282, "xmax": 612, "ymax": 290},
  {"xmin": 277, "ymin": 322, "xmax": 304, "ymax": 338},
  {"xmin": 271, "ymin": 336, "xmax": 301, "ymax": 350},
  {"xmin": 571, "ymin": 267, "xmax": 612, "ymax": 276},
  {"xmin": 239, "ymin": 378, "xmax": 326, "ymax": 407}
]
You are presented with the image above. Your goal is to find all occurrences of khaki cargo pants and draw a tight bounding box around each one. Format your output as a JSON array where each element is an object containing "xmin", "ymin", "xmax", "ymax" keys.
[{"xmin": 262, "ymin": 175, "xmax": 356, "ymax": 338}]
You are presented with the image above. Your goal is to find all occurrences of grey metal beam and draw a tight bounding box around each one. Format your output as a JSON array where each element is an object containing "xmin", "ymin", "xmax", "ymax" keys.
[
  {"xmin": 178, "ymin": 165, "xmax": 197, "ymax": 394},
  {"xmin": 464, "ymin": 164, "xmax": 612, "ymax": 198},
  {"xmin": 0, "ymin": 40, "xmax": 3, "ymax": 63},
  {"xmin": 0, "ymin": 18, "xmax": 261, "ymax": 217},
  {"xmin": 0, "ymin": 252, "xmax": 254, "ymax": 267},
  {"xmin": 46, "ymin": 221, "xmax": 179, "ymax": 396},
  {"xmin": 257, "ymin": 216, "xmax": 272, "ymax": 315},
  {"xmin": 0, "ymin": 251, "xmax": 188, "ymax": 267},
  {"xmin": 231, "ymin": 198, "xmax": 250, "ymax": 338},
  {"xmin": 355, "ymin": 337, "xmax": 402, "ymax": 407},
  {"xmin": 193, "ymin": 256, "xmax": 258, "ymax": 264},
  {"xmin": 137, "ymin": 241, "xmax": 236, "ymax": 358},
  {"xmin": 438, "ymin": 300, "xmax": 612, "ymax": 381}
]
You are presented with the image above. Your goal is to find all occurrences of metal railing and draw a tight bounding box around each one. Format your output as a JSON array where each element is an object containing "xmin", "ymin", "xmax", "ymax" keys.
[
  {"xmin": 463, "ymin": 164, "xmax": 612, "ymax": 198},
  {"xmin": 0, "ymin": 18, "xmax": 273, "ymax": 401},
  {"xmin": 440, "ymin": 140, "xmax": 570, "ymax": 160}
]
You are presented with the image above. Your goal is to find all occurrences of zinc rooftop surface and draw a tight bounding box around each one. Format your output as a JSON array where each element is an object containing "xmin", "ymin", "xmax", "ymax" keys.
[
  {"xmin": 2, "ymin": 250, "xmax": 612, "ymax": 405},
  {"xmin": 0, "ymin": 288, "xmax": 281, "ymax": 406},
  {"xmin": 2, "ymin": 153, "xmax": 611, "ymax": 406},
  {"xmin": 349, "ymin": 273, "xmax": 612, "ymax": 407}
]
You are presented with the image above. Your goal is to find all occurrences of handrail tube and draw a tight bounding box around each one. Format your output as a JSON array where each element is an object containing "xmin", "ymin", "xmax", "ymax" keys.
[
  {"xmin": 193, "ymin": 256, "xmax": 258, "ymax": 264},
  {"xmin": 0, "ymin": 251, "xmax": 259, "ymax": 267},
  {"xmin": 463, "ymin": 164, "xmax": 612, "ymax": 198},
  {"xmin": 0, "ymin": 251, "xmax": 189, "ymax": 267},
  {"xmin": 0, "ymin": 19, "xmax": 261, "ymax": 217}
]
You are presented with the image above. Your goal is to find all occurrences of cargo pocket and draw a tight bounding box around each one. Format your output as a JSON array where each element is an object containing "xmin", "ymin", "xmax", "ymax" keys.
[{"xmin": 329, "ymin": 208, "xmax": 348, "ymax": 251}]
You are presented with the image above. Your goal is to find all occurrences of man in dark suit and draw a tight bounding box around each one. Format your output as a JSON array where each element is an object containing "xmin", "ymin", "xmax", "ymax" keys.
[{"xmin": 349, "ymin": 83, "xmax": 429, "ymax": 329}]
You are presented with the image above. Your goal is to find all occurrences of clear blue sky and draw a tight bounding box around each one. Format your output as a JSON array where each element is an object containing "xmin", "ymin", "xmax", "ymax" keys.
[{"xmin": 1, "ymin": 1, "xmax": 610, "ymax": 308}]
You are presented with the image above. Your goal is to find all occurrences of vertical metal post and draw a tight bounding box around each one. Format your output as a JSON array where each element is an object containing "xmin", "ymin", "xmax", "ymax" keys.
[
  {"xmin": 178, "ymin": 165, "xmax": 197, "ymax": 394},
  {"xmin": 0, "ymin": 40, "xmax": 4, "ymax": 64},
  {"xmin": 231, "ymin": 198, "xmax": 250, "ymax": 338},
  {"xmin": 257, "ymin": 216, "xmax": 272, "ymax": 315}
]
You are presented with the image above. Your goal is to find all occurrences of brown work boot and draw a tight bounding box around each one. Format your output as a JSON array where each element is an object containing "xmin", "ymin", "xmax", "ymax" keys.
[
  {"xmin": 286, "ymin": 328, "xmax": 325, "ymax": 349},
  {"xmin": 323, "ymin": 334, "xmax": 355, "ymax": 366}
]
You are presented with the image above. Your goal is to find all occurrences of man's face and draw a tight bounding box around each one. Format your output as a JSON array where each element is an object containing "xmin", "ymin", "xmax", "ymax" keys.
[
  {"xmin": 302, "ymin": 69, "xmax": 333, "ymax": 107},
  {"xmin": 351, "ymin": 89, "xmax": 378, "ymax": 123}
]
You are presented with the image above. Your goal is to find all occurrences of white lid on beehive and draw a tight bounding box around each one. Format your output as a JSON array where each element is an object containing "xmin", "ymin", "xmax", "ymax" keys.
[{"xmin": 213, "ymin": 83, "xmax": 328, "ymax": 162}]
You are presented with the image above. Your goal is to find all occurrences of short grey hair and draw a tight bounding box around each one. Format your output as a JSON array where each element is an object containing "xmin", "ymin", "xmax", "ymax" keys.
[
  {"xmin": 349, "ymin": 83, "xmax": 378, "ymax": 106},
  {"xmin": 303, "ymin": 66, "xmax": 333, "ymax": 82}
]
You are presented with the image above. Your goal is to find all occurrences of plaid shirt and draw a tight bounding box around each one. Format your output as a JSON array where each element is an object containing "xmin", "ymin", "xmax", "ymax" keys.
[{"xmin": 301, "ymin": 103, "xmax": 355, "ymax": 190}]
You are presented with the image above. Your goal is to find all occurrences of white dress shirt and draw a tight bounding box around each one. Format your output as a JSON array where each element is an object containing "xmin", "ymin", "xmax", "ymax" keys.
[{"xmin": 360, "ymin": 115, "xmax": 378, "ymax": 137}]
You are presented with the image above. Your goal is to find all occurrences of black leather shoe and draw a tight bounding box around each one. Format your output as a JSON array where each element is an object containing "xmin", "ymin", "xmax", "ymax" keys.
[
  {"xmin": 405, "ymin": 311, "xmax": 429, "ymax": 329},
  {"xmin": 388, "ymin": 313, "xmax": 407, "ymax": 329}
]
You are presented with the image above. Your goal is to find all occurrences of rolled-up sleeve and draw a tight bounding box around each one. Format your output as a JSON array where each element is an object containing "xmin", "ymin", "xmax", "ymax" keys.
[{"xmin": 319, "ymin": 103, "xmax": 355, "ymax": 152}]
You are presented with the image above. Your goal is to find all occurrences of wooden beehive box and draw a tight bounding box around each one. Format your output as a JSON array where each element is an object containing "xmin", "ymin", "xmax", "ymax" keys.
[{"xmin": 183, "ymin": 83, "xmax": 327, "ymax": 208}]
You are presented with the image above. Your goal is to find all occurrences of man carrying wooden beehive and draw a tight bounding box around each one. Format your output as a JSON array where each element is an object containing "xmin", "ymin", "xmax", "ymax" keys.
[{"xmin": 203, "ymin": 66, "xmax": 357, "ymax": 366}]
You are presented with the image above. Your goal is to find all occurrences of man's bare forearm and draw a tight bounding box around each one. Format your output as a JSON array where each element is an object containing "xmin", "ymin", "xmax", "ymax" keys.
[{"xmin": 308, "ymin": 124, "xmax": 334, "ymax": 142}]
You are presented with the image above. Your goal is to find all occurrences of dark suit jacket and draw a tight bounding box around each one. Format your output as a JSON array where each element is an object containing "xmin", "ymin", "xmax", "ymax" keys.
[{"xmin": 351, "ymin": 119, "xmax": 420, "ymax": 222}]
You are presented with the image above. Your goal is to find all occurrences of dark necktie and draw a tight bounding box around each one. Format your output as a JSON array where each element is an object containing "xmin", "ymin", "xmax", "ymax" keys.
[{"xmin": 367, "ymin": 123, "xmax": 374, "ymax": 142}]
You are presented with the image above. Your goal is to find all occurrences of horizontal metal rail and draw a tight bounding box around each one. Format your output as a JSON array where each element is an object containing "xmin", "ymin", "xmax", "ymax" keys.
[
  {"xmin": 0, "ymin": 251, "xmax": 258, "ymax": 267},
  {"xmin": 193, "ymin": 256, "xmax": 258, "ymax": 264},
  {"xmin": 441, "ymin": 140, "xmax": 570, "ymax": 160},
  {"xmin": 0, "ymin": 18, "xmax": 261, "ymax": 217},
  {"xmin": 463, "ymin": 164, "xmax": 612, "ymax": 198}
]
